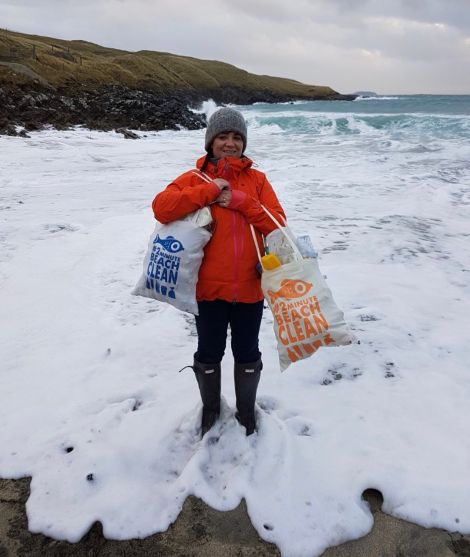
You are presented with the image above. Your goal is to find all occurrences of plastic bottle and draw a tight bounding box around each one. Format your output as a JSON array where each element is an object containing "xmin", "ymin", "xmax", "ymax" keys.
[
  {"xmin": 296, "ymin": 235, "xmax": 318, "ymax": 258},
  {"xmin": 265, "ymin": 229, "xmax": 297, "ymax": 264},
  {"xmin": 261, "ymin": 254, "xmax": 282, "ymax": 270}
]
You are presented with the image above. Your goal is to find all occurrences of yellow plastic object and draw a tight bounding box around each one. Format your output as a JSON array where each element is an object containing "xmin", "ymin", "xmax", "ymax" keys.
[{"xmin": 261, "ymin": 254, "xmax": 282, "ymax": 270}]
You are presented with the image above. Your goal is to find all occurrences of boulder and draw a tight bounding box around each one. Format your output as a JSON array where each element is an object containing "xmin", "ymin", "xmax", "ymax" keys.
[{"xmin": 116, "ymin": 128, "xmax": 140, "ymax": 139}]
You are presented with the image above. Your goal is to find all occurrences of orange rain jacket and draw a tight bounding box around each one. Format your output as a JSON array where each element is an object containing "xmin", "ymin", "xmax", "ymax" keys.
[{"xmin": 152, "ymin": 155, "xmax": 286, "ymax": 303}]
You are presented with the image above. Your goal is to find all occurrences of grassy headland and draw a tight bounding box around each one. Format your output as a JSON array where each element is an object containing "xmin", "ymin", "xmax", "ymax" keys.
[{"xmin": 0, "ymin": 29, "xmax": 354, "ymax": 135}]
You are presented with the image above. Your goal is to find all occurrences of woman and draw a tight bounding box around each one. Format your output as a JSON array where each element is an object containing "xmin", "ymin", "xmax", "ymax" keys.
[{"xmin": 152, "ymin": 107, "xmax": 286, "ymax": 436}]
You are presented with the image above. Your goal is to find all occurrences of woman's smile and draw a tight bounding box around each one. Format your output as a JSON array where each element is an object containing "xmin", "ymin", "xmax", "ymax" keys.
[{"xmin": 211, "ymin": 131, "xmax": 244, "ymax": 159}]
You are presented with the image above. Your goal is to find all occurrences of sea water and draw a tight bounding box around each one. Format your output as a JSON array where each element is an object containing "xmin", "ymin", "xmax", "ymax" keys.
[
  {"xmin": 239, "ymin": 94, "xmax": 470, "ymax": 269},
  {"xmin": 1, "ymin": 95, "xmax": 470, "ymax": 556}
]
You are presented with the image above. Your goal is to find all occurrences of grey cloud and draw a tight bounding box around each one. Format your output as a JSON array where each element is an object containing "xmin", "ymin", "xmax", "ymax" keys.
[
  {"xmin": 218, "ymin": 0, "xmax": 470, "ymax": 33},
  {"xmin": 0, "ymin": 0, "xmax": 468, "ymax": 93}
]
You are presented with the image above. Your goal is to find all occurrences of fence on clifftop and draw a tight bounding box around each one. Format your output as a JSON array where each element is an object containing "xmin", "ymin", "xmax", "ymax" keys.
[{"xmin": 0, "ymin": 30, "xmax": 82, "ymax": 65}]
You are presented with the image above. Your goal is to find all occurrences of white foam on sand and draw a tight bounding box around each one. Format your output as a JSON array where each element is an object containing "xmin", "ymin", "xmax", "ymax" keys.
[{"xmin": 1, "ymin": 115, "xmax": 470, "ymax": 557}]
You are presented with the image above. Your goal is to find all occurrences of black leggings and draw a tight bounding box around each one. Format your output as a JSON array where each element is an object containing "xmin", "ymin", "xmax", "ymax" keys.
[{"xmin": 195, "ymin": 300, "xmax": 264, "ymax": 364}]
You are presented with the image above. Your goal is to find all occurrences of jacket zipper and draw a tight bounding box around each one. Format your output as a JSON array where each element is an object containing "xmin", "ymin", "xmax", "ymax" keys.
[{"xmin": 232, "ymin": 210, "xmax": 239, "ymax": 302}]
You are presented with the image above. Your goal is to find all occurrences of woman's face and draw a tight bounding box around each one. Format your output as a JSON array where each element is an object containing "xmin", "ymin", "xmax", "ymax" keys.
[{"xmin": 211, "ymin": 131, "xmax": 244, "ymax": 159}]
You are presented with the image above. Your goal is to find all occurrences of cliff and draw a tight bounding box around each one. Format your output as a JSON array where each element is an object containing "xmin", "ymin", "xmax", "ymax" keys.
[{"xmin": 0, "ymin": 30, "xmax": 355, "ymax": 136}]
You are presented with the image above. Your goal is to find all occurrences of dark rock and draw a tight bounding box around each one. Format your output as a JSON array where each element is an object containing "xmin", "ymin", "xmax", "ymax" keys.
[
  {"xmin": 353, "ymin": 91, "xmax": 378, "ymax": 97},
  {"xmin": 24, "ymin": 121, "xmax": 41, "ymax": 131},
  {"xmin": 116, "ymin": 128, "xmax": 140, "ymax": 139},
  {"xmin": 325, "ymin": 93, "xmax": 358, "ymax": 101},
  {"xmin": 0, "ymin": 81, "xmax": 355, "ymax": 136},
  {"xmin": 0, "ymin": 118, "xmax": 17, "ymax": 136}
]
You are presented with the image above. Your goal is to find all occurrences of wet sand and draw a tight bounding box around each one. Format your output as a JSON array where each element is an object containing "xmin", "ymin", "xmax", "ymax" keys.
[{"xmin": 1, "ymin": 478, "xmax": 469, "ymax": 556}]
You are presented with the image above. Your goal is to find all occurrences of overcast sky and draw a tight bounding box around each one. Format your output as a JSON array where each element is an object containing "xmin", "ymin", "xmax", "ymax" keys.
[{"xmin": 1, "ymin": 0, "xmax": 469, "ymax": 94}]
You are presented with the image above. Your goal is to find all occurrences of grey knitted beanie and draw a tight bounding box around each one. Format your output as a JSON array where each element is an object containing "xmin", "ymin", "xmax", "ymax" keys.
[{"xmin": 204, "ymin": 108, "xmax": 247, "ymax": 153}]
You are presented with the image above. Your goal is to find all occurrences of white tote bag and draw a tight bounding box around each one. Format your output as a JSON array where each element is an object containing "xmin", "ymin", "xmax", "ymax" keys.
[
  {"xmin": 132, "ymin": 207, "xmax": 212, "ymax": 315},
  {"xmin": 251, "ymin": 207, "xmax": 357, "ymax": 371}
]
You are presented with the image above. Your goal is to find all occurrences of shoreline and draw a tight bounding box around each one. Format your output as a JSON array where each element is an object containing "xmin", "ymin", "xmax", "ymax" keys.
[
  {"xmin": 1, "ymin": 98, "xmax": 469, "ymax": 557},
  {"xmin": 1, "ymin": 477, "xmax": 468, "ymax": 556},
  {"xmin": 0, "ymin": 82, "xmax": 356, "ymax": 137}
]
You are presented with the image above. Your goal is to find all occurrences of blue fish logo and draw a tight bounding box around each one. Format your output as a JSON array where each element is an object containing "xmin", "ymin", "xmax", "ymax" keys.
[{"xmin": 154, "ymin": 234, "xmax": 184, "ymax": 253}]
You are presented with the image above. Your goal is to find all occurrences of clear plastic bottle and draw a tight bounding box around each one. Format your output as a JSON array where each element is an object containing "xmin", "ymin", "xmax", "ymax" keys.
[
  {"xmin": 265, "ymin": 229, "xmax": 297, "ymax": 264},
  {"xmin": 296, "ymin": 235, "xmax": 318, "ymax": 258}
]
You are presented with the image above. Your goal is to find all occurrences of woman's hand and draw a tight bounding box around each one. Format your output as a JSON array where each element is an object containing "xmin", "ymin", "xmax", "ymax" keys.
[
  {"xmin": 215, "ymin": 188, "xmax": 232, "ymax": 207},
  {"xmin": 213, "ymin": 178, "xmax": 232, "ymax": 207},
  {"xmin": 212, "ymin": 178, "xmax": 230, "ymax": 191}
]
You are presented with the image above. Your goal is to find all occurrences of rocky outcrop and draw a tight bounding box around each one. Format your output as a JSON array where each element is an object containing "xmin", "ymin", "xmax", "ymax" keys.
[
  {"xmin": 0, "ymin": 84, "xmax": 208, "ymax": 135},
  {"xmin": 0, "ymin": 30, "xmax": 358, "ymax": 136},
  {"xmin": 0, "ymin": 83, "xmax": 357, "ymax": 136},
  {"xmin": 0, "ymin": 86, "xmax": 291, "ymax": 137}
]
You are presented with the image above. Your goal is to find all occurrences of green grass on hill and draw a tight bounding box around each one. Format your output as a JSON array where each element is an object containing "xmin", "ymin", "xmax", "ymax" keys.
[{"xmin": 0, "ymin": 29, "xmax": 337, "ymax": 98}]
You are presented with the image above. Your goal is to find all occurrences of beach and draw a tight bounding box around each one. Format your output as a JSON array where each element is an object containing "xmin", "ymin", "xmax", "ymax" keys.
[
  {"xmin": 1, "ymin": 97, "xmax": 470, "ymax": 556},
  {"xmin": 3, "ymin": 477, "xmax": 470, "ymax": 556}
]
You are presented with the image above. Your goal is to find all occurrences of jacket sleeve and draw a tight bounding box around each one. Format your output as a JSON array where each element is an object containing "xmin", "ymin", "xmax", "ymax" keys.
[
  {"xmin": 235, "ymin": 173, "xmax": 286, "ymax": 235},
  {"xmin": 152, "ymin": 172, "xmax": 221, "ymax": 224}
]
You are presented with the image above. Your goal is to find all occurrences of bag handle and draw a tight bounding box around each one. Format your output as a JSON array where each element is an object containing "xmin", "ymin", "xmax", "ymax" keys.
[
  {"xmin": 193, "ymin": 171, "xmax": 298, "ymax": 263},
  {"xmin": 191, "ymin": 170, "xmax": 226, "ymax": 208},
  {"xmin": 193, "ymin": 170, "xmax": 267, "ymax": 261},
  {"xmin": 250, "ymin": 224, "xmax": 263, "ymax": 263},
  {"xmin": 250, "ymin": 205, "xmax": 303, "ymax": 262},
  {"xmin": 191, "ymin": 170, "xmax": 217, "ymax": 185},
  {"xmin": 170, "ymin": 171, "xmax": 215, "ymax": 224}
]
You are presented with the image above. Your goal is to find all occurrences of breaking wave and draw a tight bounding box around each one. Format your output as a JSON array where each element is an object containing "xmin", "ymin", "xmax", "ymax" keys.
[{"xmin": 247, "ymin": 111, "xmax": 470, "ymax": 141}]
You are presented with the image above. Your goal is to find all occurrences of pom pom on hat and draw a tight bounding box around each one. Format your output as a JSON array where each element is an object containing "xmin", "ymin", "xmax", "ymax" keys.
[{"xmin": 205, "ymin": 107, "xmax": 247, "ymax": 153}]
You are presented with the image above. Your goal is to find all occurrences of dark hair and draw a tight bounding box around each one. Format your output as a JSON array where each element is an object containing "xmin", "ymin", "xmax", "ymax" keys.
[{"xmin": 200, "ymin": 153, "xmax": 211, "ymax": 173}]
